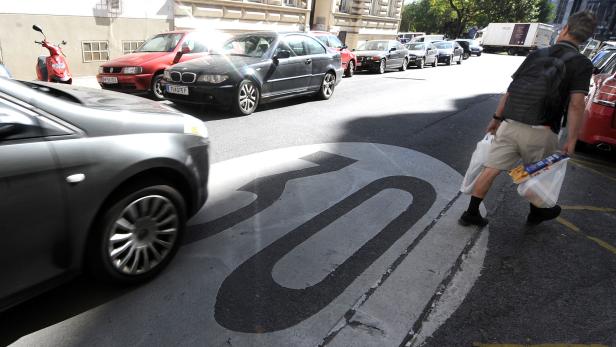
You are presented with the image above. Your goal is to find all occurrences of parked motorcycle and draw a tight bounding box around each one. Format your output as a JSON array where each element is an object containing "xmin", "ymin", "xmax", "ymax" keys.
[{"xmin": 33, "ymin": 25, "xmax": 72, "ymax": 84}]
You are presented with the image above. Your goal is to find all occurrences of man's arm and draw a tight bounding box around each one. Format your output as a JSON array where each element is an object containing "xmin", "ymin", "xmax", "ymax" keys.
[
  {"xmin": 486, "ymin": 92, "xmax": 509, "ymax": 134},
  {"xmin": 562, "ymin": 92, "xmax": 586, "ymax": 155}
]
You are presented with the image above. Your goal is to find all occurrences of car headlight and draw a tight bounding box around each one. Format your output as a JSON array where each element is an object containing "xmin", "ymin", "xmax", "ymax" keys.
[
  {"xmin": 197, "ymin": 74, "xmax": 228, "ymax": 84},
  {"xmin": 122, "ymin": 66, "xmax": 143, "ymax": 74},
  {"xmin": 98, "ymin": 66, "xmax": 104, "ymax": 74},
  {"xmin": 163, "ymin": 70, "xmax": 171, "ymax": 81},
  {"xmin": 183, "ymin": 115, "xmax": 208, "ymax": 138}
]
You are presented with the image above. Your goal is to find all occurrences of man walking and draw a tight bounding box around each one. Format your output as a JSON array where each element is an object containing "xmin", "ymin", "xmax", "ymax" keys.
[{"xmin": 460, "ymin": 11, "xmax": 597, "ymax": 227}]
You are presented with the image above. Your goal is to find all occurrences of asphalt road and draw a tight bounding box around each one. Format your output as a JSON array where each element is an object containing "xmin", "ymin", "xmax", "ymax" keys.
[{"xmin": 2, "ymin": 53, "xmax": 616, "ymax": 347}]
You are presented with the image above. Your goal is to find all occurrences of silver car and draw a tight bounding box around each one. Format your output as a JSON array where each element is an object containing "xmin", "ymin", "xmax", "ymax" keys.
[
  {"xmin": 0, "ymin": 78, "xmax": 209, "ymax": 310},
  {"xmin": 404, "ymin": 42, "xmax": 438, "ymax": 68}
]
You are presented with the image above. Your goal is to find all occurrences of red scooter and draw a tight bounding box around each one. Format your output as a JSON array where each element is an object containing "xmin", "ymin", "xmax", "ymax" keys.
[{"xmin": 33, "ymin": 25, "xmax": 72, "ymax": 84}]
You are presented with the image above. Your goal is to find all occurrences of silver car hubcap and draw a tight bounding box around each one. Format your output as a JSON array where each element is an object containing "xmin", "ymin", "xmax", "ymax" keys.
[
  {"xmin": 239, "ymin": 82, "xmax": 257, "ymax": 113},
  {"xmin": 108, "ymin": 195, "xmax": 179, "ymax": 275},
  {"xmin": 323, "ymin": 73, "xmax": 335, "ymax": 97}
]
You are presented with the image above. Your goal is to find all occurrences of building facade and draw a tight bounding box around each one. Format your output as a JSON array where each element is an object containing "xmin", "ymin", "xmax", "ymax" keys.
[
  {"xmin": 312, "ymin": 0, "xmax": 403, "ymax": 48},
  {"xmin": 554, "ymin": 0, "xmax": 616, "ymax": 40},
  {"xmin": 0, "ymin": 0, "xmax": 173, "ymax": 79},
  {"xmin": 0, "ymin": 0, "xmax": 404, "ymax": 79}
]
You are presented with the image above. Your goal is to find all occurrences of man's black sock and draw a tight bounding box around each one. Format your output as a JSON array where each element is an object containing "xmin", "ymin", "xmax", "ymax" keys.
[
  {"xmin": 530, "ymin": 203, "xmax": 540, "ymax": 214},
  {"xmin": 467, "ymin": 196, "xmax": 483, "ymax": 215}
]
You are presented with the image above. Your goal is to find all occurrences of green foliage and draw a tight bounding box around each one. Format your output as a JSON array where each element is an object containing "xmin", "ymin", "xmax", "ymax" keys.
[{"xmin": 399, "ymin": 0, "xmax": 556, "ymax": 38}]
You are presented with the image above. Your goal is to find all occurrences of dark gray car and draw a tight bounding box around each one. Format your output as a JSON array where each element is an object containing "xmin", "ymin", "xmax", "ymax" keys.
[
  {"xmin": 0, "ymin": 78, "xmax": 209, "ymax": 310},
  {"xmin": 163, "ymin": 32, "xmax": 343, "ymax": 116},
  {"xmin": 354, "ymin": 40, "xmax": 409, "ymax": 74}
]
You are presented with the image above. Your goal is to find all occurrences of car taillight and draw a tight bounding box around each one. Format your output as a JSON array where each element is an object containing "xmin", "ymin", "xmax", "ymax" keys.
[
  {"xmin": 372, "ymin": 56, "xmax": 381, "ymax": 61},
  {"xmin": 592, "ymin": 75, "xmax": 616, "ymax": 107}
]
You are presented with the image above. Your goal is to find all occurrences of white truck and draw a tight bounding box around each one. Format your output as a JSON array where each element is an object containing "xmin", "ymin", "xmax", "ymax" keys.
[{"xmin": 480, "ymin": 23, "xmax": 555, "ymax": 55}]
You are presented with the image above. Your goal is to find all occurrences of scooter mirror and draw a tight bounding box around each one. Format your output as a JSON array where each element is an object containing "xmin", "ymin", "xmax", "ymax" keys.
[
  {"xmin": 32, "ymin": 25, "xmax": 43, "ymax": 33},
  {"xmin": 61, "ymin": 40, "xmax": 67, "ymax": 45}
]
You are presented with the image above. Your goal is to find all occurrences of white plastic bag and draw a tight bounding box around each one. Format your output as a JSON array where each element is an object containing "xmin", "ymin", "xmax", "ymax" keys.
[
  {"xmin": 460, "ymin": 134, "xmax": 494, "ymax": 194},
  {"xmin": 517, "ymin": 159, "xmax": 569, "ymax": 208}
]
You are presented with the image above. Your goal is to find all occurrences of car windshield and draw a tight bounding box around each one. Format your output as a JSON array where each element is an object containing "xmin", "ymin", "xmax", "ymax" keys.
[
  {"xmin": 219, "ymin": 35, "xmax": 275, "ymax": 57},
  {"xmin": 359, "ymin": 41, "xmax": 389, "ymax": 51},
  {"xmin": 407, "ymin": 43, "xmax": 425, "ymax": 50},
  {"xmin": 592, "ymin": 50, "xmax": 616, "ymax": 67},
  {"xmin": 135, "ymin": 33, "xmax": 183, "ymax": 52},
  {"xmin": 434, "ymin": 42, "xmax": 453, "ymax": 49}
]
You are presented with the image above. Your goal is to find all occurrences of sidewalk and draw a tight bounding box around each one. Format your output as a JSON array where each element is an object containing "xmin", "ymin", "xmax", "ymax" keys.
[{"xmin": 71, "ymin": 76, "xmax": 100, "ymax": 89}]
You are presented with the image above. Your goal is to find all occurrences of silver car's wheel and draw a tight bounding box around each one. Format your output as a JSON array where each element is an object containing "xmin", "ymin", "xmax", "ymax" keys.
[
  {"xmin": 417, "ymin": 58, "xmax": 424, "ymax": 69},
  {"xmin": 89, "ymin": 183, "xmax": 186, "ymax": 283},
  {"xmin": 108, "ymin": 195, "xmax": 179, "ymax": 275},
  {"xmin": 317, "ymin": 71, "xmax": 336, "ymax": 100},
  {"xmin": 399, "ymin": 58, "xmax": 408, "ymax": 71}
]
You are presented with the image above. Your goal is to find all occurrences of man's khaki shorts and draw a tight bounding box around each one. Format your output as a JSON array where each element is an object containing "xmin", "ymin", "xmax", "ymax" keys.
[{"xmin": 485, "ymin": 119, "xmax": 559, "ymax": 171}]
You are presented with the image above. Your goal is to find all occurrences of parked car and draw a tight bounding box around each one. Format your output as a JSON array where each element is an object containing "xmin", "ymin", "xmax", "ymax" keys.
[
  {"xmin": 311, "ymin": 31, "xmax": 356, "ymax": 77},
  {"xmin": 590, "ymin": 47, "xmax": 616, "ymax": 74},
  {"xmin": 97, "ymin": 30, "xmax": 217, "ymax": 100},
  {"xmin": 433, "ymin": 41, "xmax": 464, "ymax": 65},
  {"xmin": 404, "ymin": 42, "xmax": 438, "ymax": 68},
  {"xmin": 455, "ymin": 40, "xmax": 472, "ymax": 59},
  {"xmin": 578, "ymin": 52, "xmax": 616, "ymax": 151},
  {"xmin": 163, "ymin": 32, "xmax": 343, "ymax": 116},
  {"xmin": 0, "ymin": 77, "xmax": 209, "ymax": 311},
  {"xmin": 354, "ymin": 40, "xmax": 409, "ymax": 74}
]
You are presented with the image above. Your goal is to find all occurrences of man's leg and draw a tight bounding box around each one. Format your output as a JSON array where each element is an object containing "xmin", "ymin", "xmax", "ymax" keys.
[{"xmin": 459, "ymin": 167, "xmax": 501, "ymax": 227}]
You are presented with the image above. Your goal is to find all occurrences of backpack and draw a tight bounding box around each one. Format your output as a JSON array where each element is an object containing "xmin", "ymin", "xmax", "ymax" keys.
[{"xmin": 503, "ymin": 48, "xmax": 579, "ymax": 126}]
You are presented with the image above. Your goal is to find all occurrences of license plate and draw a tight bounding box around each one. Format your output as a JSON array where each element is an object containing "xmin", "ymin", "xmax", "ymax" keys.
[
  {"xmin": 166, "ymin": 85, "xmax": 189, "ymax": 95},
  {"xmin": 102, "ymin": 76, "xmax": 118, "ymax": 84},
  {"xmin": 356, "ymin": 62, "xmax": 362, "ymax": 66}
]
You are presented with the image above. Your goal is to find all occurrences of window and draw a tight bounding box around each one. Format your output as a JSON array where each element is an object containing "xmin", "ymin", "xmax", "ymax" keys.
[
  {"xmin": 122, "ymin": 40, "xmax": 144, "ymax": 55},
  {"xmin": 328, "ymin": 35, "xmax": 344, "ymax": 49},
  {"xmin": 182, "ymin": 34, "xmax": 210, "ymax": 54},
  {"xmin": 82, "ymin": 41, "xmax": 109, "ymax": 62},
  {"xmin": 0, "ymin": 96, "xmax": 69, "ymax": 141},
  {"xmin": 136, "ymin": 33, "xmax": 183, "ymax": 53},
  {"xmin": 370, "ymin": 0, "xmax": 380, "ymax": 16},
  {"xmin": 388, "ymin": 0, "xmax": 397, "ymax": 17},
  {"xmin": 285, "ymin": 35, "xmax": 307, "ymax": 56},
  {"xmin": 222, "ymin": 35, "xmax": 275, "ymax": 57},
  {"xmin": 283, "ymin": 0, "xmax": 298, "ymax": 6},
  {"xmin": 339, "ymin": 0, "xmax": 352, "ymax": 13},
  {"xmin": 305, "ymin": 37, "xmax": 326, "ymax": 55}
]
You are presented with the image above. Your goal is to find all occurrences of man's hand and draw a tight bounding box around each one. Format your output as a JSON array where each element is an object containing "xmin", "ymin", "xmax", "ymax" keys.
[
  {"xmin": 486, "ymin": 119, "xmax": 501, "ymax": 135},
  {"xmin": 562, "ymin": 139, "xmax": 577, "ymax": 155}
]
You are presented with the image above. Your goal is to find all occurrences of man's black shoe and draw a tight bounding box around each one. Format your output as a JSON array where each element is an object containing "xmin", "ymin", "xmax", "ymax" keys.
[
  {"xmin": 459, "ymin": 211, "xmax": 489, "ymax": 227},
  {"xmin": 526, "ymin": 205, "xmax": 561, "ymax": 225}
]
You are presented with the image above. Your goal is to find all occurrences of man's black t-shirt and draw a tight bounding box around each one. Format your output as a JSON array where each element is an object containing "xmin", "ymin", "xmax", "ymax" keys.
[{"xmin": 505, "ymin": 40, "xmax": 593, "ymax": 133}]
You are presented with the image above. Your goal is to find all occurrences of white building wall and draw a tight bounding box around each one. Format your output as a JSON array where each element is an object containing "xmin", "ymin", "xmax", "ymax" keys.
[{"xmin": 0, "ymin": 0, "xmax": 173, "ymax": 19}]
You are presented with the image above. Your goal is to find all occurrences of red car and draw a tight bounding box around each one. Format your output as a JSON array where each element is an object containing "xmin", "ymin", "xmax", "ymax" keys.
[
  {"xmin": 311, "ymin": 31, "xmax": 356, "ymax": 77},
  {"xmin": 580, "ymin": 72, "xmax": 616, "ymax": 151},
  {"xmin": 97, "ymin": 30, "xmax": 212, "ymax": 100}
]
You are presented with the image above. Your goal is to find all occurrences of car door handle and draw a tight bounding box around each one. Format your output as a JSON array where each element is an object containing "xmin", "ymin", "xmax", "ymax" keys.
[{"xmin": 305, "ymin": 59, "xmax": 312, "ymax": 64}]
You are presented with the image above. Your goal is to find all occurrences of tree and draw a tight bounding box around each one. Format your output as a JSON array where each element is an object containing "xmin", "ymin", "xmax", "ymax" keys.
[{"xmin": 537, "ymin": 0, "xmax": 556, "ymax": 23}]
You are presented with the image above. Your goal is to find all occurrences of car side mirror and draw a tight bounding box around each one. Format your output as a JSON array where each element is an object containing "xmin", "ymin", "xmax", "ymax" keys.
[
  {"xmin": 341, "ymin": 44, "xmax": 348, "ymax": 49},
  {"xmin": 0, "ymin": 122, "xmax": 25, "ymax": 139},
  {"xmin": 181, "ymin": 44, "xmax": 191, "ymax": 54},
  {"xmin": 352, "ymin": 48, "xmax": 356, "ymax": 51},
  {"xmin": 172, "ymin": 51, "xmax": 183, "ymax": 64},
  {"xmin": 389, "ymin": 47, "xmax": 397, "ymax": 52},
  {"xmin": 592, "ymin": 66, "xmax": 600, "ymax": 75},
  {"xmin": 273, "ymin": 49, "xmax": 291, "ymax": 64}
]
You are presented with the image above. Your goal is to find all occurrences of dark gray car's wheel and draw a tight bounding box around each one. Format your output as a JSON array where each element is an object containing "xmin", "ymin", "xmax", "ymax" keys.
[
  {"xmin": 432, "ymin": 58, "xmax": 437, "ymax": 67},
  {"xmin": 150, "ymin": 73, "xmax": 165, "ymax": 100},
  {"xmin": 233, "ymin": 79, "xmax": 259, "ymax": 116},
  {"xmin": 88, "ymin": 182, "xmax": 186, "ymax": 283},
  {"xmin": 463, "ymin": 52, "xmax": 470, "ymax": 60},
  {"xmin": 399, "ymin": 58, "xmax": 408, "ymax": 71},
  {"xmin": 477, "ymin": 52, "xmax": 482, "ymax": 56},
  {"xmin": 345, "ymin": 60, "xmax": 355, "ymax": 77},
  {"xmin": 447, "ymin": 55, "xmax": 453, "ymax": 65},
  {"xmin": 377, "ymin": 59, "xmax": 386, "ymax": 74},
  {"xmin": 457, "ymin": 55, "xmax": 462, "ymax": 64},
  {"xmin": 317, "ymin": 71, "xmax": 336, "ymax": 100},
  {"xmin": 417, "ymin": 58, "xmax": 424, "ymax": 69}
]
